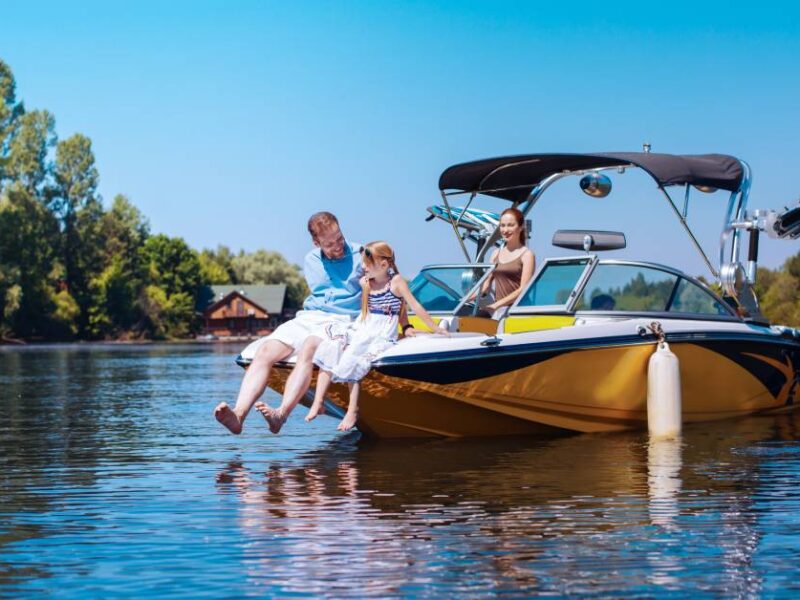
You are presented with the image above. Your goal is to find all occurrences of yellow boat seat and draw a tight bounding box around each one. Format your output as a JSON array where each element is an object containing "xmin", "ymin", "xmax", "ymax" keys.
[
  {"xmin": 502, "ymin": 315, "xmax": 576, "ymax": 333},
  {"xmin": 404, "ymin": 314, "xmax": 575, "ymax": 335}
]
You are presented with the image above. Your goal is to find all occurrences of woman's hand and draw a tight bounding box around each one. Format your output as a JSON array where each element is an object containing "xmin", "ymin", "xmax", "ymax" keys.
[
  {"xmin": 433, "ymin": 326, "xmax": 451, "ymax": 337},
  {"xmin": 404, "ymin": 327, "xmax": 418, "ymax": 338}
]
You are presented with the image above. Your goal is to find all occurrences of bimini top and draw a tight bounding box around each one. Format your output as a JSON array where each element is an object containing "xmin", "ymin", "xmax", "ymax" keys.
[{"xmin": 438, "ymin": 152, "xmax": 745, "ymax": 202}]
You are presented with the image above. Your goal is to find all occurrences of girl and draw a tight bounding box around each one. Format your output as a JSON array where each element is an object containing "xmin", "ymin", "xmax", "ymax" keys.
[
  {"xmin": 306, "ymin": 241, "xmax": 449, "ymax": 431},
  {"xmin": 478, "ymin": 207, "xmax": 536, "ymax": 319}
]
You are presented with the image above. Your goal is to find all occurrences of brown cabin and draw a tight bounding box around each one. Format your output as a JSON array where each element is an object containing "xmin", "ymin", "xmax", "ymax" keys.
[{"xmin": 197, "ymin": 284, "xmax": 287, "ymax": 338}]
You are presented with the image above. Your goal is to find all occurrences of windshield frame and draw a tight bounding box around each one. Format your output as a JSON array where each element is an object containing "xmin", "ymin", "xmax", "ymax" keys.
[
  {"xmin": 407, "ymin": 263, "xmax": 496, "ymax": 316},
  {"xmin": 508, "ymin": 256, "xmax": 597, "ymax": 314}
]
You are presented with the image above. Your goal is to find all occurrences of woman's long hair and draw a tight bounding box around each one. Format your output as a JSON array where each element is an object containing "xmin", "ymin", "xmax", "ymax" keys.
[
  {"xmin": 360, "ymin": 241, "xmax": 399, "ymax": 321},
  {"xmin": 500, "ymin": 207, "xmax": 527, "ymax": 244}
]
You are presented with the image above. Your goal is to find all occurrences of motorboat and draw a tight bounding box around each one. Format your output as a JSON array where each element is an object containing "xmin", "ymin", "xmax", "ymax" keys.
[{"xmin": 239, "ymin": 151, "xmax": 800, "ymax": 438}]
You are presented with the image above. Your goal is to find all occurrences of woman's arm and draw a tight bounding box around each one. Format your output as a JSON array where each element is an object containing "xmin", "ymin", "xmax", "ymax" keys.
[
  {"xmin": 392, "ymin": 277, "xmax": 449, "ymax": 335},
  {"xmin": 466, "ymin": 250, "xmax": 497, "ymax": 302},
  {"xmin": 487, "ymin": 250, "xmax": 536, "ymax": 310}
]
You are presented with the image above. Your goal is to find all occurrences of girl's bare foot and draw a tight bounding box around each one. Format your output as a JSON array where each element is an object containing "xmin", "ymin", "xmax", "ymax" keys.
[
  {"xmin": 337, "ymin": 411, "xmax": 358, "ymax": 431},
  {"xmin": 304, "ymin": 404, "xmax": 324, "ymax": 422},
  {"xmin": 214, "ymin": 402, "xmax": 243, "ymax": 434},
  {"xmin": 255, "ymin": 402, "xmax": 286, "ymax": 434}
]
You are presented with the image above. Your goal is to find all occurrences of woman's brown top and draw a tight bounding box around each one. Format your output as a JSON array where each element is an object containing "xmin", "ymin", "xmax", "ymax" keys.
[{"xmin": 493, "ymin": 253, "xmax": 524, "ymax": 300}]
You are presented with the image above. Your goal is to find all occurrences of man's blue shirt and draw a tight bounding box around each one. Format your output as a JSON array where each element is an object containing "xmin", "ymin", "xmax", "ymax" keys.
[{"xmin": 302, "ymin": 240, "xmax": 363, "ymax": 316}]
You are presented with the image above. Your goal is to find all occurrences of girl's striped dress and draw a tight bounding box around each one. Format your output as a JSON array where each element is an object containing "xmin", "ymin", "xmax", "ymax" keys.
[{"xmin": 313, "ymin": 276, "xmax": 403, "ymax": 383}]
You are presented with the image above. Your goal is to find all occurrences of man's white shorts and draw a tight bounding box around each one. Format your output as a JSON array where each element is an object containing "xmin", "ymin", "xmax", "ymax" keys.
[{"xmin": 240, "ymin": 310, "xmax": 352, "ymax": 361}]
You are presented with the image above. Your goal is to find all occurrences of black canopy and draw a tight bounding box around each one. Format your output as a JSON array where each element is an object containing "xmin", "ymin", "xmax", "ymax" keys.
[{"xmin": 438, "ymin": 152, "xmax": 744, "ymax": 202}]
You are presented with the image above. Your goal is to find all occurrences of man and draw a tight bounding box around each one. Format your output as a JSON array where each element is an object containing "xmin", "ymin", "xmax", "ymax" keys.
[{"xmin": 214, "ymin": 212, "xmax": 362, "ymax": 434}]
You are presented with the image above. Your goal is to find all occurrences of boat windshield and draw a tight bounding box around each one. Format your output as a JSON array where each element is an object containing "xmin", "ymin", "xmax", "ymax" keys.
[
  {"xmin": 516, "ymin": 258, "xmax": 591, "ymax": 309},
  {"xmin": 408, "ymin": 265, "xmax": 492, "ymax": 314},
  {"xmin": 575, "ymin": 263, "xmax": 732, "ymax": 315}
]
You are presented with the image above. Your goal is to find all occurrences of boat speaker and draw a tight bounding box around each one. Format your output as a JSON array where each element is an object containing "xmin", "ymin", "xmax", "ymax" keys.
[{"xmin": 764, "ymin": 203, "xmax": 800, "ymax": 239}]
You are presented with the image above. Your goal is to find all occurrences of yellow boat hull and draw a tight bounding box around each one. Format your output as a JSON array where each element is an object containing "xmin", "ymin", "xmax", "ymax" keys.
[{"xmin": 267, "ymin": 338, "xmax": 800, "ymax": 438}]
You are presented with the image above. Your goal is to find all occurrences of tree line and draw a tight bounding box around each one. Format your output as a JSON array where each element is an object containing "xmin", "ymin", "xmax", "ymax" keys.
[{"xmin": 0, "ymin": 59, "xmax": 306, "ymax": 342}]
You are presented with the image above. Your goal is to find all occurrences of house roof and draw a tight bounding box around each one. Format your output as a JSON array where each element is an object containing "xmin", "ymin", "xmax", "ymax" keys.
[{"xmin": 197, "ymin": 284, "xmax": 287, "ymax": 314}]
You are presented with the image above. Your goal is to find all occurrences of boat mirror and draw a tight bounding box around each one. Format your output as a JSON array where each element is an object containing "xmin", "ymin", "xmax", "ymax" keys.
[
  {"xmin": 579, "ymin": 172, "xmax": 612, "ymax": 198},
  {"xmin": 693, "ymin": 184, "xmax": 717, "ymax": 194}
]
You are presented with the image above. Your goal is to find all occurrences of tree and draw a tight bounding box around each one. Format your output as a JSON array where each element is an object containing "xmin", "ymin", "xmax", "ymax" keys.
[
  {"xmin": 0, "ymin": 60, "xmax": 24, "ymax": 188},
  {"xmin": 0, "ymin": 183, "xmax": 62, "ymax": 337},
  {"xmin": 139, "ymin": 235, "xmax": 203, "ymax": 337},
  {"xmin": 199, "ymin": 245, "xmax": 234, "ymax": 284},
  {"xmin": 86, "ymin": 195, "xmax": 151, "ymax": 338},
  {"xmin": 6, "ymin": 110, "xmax": 55, "ymax": 195},
  {"xmin": 754, "ymin": 254, "xmax": 800, "ymax": 327},
  {"xmin": 40, "ymin": 133, "xmax": 104, "ymax": 335},
  {"xmin": 231, "ymin": 249, "xmax": 308, "ymax": 308}
]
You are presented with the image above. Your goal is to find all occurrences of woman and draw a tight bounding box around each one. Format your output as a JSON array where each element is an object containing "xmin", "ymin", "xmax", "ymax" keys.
[{"xmin": 478, "ymin": 207, "xmax": 536, "ymax": 319}]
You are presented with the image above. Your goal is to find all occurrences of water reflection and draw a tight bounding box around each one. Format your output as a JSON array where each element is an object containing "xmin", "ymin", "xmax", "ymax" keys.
[
  {"xmin": 3, "ymin": 346, "xmax": 800, "ymax": 596},
  {"xmin": 215, "ymin": 415, "xmax": 800, "ymax": 596}
]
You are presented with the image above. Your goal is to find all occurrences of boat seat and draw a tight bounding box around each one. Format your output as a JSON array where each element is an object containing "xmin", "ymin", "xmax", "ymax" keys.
[
  {"xmin": 456, "ymin": 316, "xmax": 499, "ymax": 335},
  {"xmin": 501, "ymin": 315, "xmax": 576, "ymax": 333},
  {"xmin": 405, "ymin": 315, "xmax": 497, "ymax": 335}
]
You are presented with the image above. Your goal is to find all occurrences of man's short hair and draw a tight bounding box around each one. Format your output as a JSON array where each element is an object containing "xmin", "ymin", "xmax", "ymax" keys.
[{"xmin": 308, "ymin": 212, "xmax": 340, "ymax": 239}]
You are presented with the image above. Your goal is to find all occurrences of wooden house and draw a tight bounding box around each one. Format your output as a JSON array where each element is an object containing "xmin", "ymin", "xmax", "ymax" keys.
[{"xmin": 197, "ymin": 284, "xmax": 287, "ymax": 338}]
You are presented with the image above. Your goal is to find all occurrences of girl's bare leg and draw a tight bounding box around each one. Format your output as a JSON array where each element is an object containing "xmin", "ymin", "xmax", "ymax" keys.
[
  {"xmin": 306, "ymin": 370, "xmax": 331, "ymax": 422},
  {"xmin": 337, "ymin": 382, "xmax": 360, "ymax": 431}
]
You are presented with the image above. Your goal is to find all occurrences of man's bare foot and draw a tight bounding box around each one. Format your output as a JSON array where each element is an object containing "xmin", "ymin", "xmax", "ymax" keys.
[
  {"xmin": 214, "ymin": 402, "xmax": 243, "ymax": 434},
  {"xmin": 304, "ymin": 404, "xmax": 324, "ymax": 422},
  {"xmin": 337, "ymin": 411, "xmax": 358, "ymax": 431},
  {"xmin": 255, "ymin": 402, "xmax": 286, "ymax": 434}
]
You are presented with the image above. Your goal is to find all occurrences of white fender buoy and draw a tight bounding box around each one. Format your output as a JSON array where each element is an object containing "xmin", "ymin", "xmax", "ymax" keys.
[{"xmin": 647, "ymin": 339, "xmax": 682, "ymax": 440}]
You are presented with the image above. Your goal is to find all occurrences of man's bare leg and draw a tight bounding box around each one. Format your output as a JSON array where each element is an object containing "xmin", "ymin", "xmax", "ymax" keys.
[
  {"xmin": 337, "ymin": 382, "xmax": 360, "ymax": 431},
  {"xmin": 214, "ymin": 339, "xmax": 293, "ymax": 434},
  {"xmin": 305, "ymin": 370, "xmax": 332, "ymax": 422},
  {"xmin": 254, "ymin": 335, "xmax": 323, "ymax": 434}
]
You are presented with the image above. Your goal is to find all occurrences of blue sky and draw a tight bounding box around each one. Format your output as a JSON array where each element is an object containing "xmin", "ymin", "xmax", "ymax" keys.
[{"xmin": 2, "ymin": 1, "xmax": 799, "ymax": 278}]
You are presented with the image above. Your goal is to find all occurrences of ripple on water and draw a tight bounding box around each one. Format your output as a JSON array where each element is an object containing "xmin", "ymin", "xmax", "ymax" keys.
[{"xmin": 3, "ymin": 345, "xmax": 800, "ymax": 596}]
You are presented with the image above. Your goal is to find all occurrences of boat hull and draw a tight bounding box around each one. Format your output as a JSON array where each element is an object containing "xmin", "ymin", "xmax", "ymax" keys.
[{"xmin": 265, "ymin": 332, "xmax": 800, "ymax": 438}]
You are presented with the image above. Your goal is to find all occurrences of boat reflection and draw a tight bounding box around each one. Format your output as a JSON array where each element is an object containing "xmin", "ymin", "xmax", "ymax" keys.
[{"xmin": 215, "ymin": 414, "xmax": 800, "ymax": 595}]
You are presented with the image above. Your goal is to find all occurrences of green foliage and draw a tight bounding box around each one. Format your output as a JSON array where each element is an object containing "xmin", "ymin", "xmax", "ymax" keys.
[
  {"xmin": 0, "ymin": 59, "xmax": 24, "ymax": 185},
  {"xmin": 138, "ymin": 285, "xmax": 195, "ymax": 340},
  {"xmin": 231, "ymin": 249, "xmax": 308, "ymax": 308},
  {"xmin": 50, "ymin": 134, "xmax": 98, "ymax": 217},
  {"xmin": 751, "ymin": 254, "xmax": 800, "ymax": 327},
  {"xmin": 0, "ymin": 184, "xmax": 60, "ymax": 337},
  {"xmin": 142, "ymin": 234, "xmax": 203, "ymax": 297},
  {"xmin": 0, "ymin": 59, "xmax": 306, "ymax": 341},
  {"xmin": 6, "ymin": 110, "xmax": 55, "ymax": 194},
  {"xmin": 50, "ymin": 289, "xmax": 80, "ymax": 337},
  {"xmin": 83, "ymin": 196, "xmax": 152, "ymax": 338},
  {"xmin": 140, "ymin": 235, "xmax": 203, "ymax": 337},
  {"xmin": 199, "ymin": 245, "xmax": 234, "ymax": 284}
]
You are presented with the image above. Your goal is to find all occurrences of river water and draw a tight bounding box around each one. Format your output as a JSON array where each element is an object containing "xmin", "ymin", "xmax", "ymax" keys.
[{"xmin": 1, "ymin": 343, "xmax": 800, "ymax": 597}]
